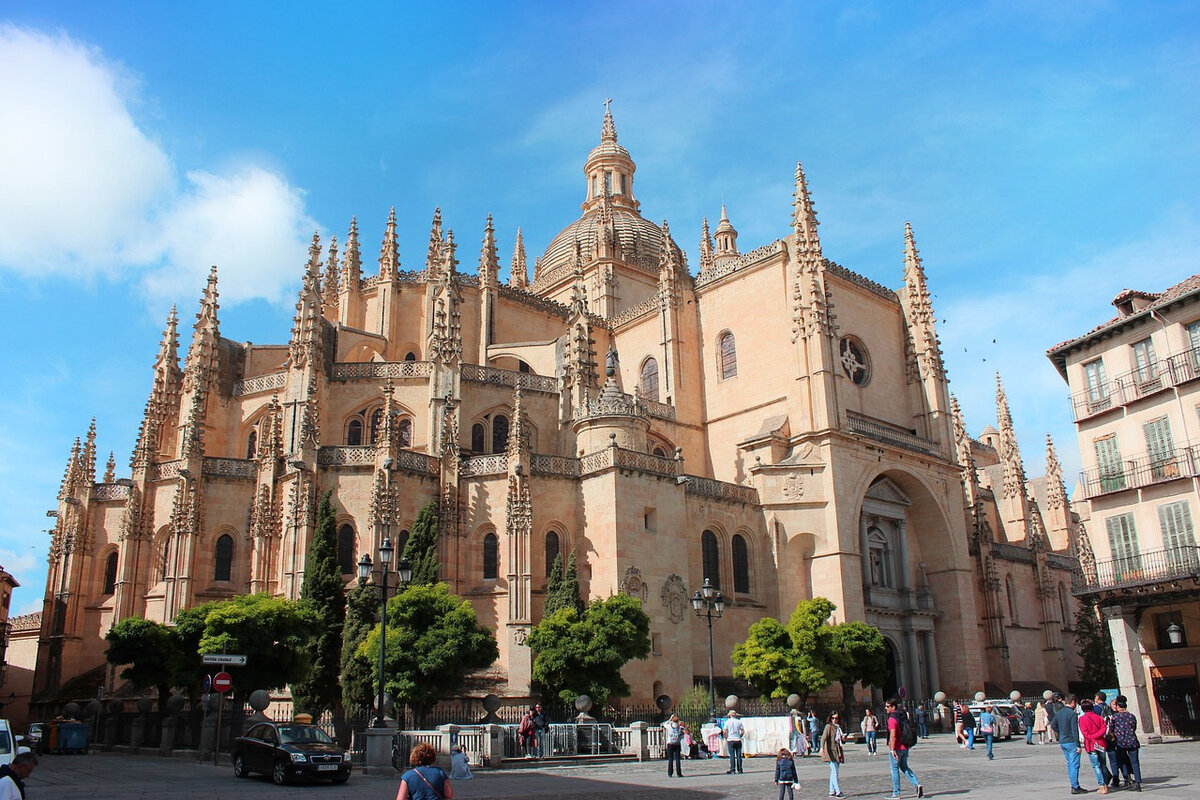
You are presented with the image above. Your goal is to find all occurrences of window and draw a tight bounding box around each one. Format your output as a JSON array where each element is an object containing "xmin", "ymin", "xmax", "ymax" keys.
[
  {"xmin": 483, "ymin": 533, "xmax": 498, "ymax": 580},
  {"xmin": 545, "ymin": 531, "xmax": 560, "ymax": 577},
  {"xmin": 652, "ymin": 446, "xmax": 667, "ymax": 457},
  {"xmin": 397, "ymin": 418, "xmax": 412, "ymax": 448},
  {"xmin": 640, "ymin": 358, "xmax": 660, "ymax": 402},
  {"xmin": 103, "ymin": 551, "xmax": 118, "ymax": 595},
  {"xmin": 1005, "ymin": 574, "xmax": 1019, "ymax": 624},
  {"xmin": 719, "ymin": 332, "xmax": 737, "ymax": 380},
  {"xmin": 867, "ymin": 527, "xmax": 892, "ymax": 588},
  {"xmin": 471, "ymin": 423, "xmax": 486, "ymax": 453},
  {"xmin": 1083, "ymin": 359, "xmax": 1110, "ymax": 409},
  {"xmin": 214, "ymin": 534, "xmax": 234, "ymax": 582},
  {"xmin": 492, "ymin": 414, "xmax": 510, "ymax": 453},
  {"xmin": 1158, "ymin": 501, "xmax": 1198, "ymax": 572},
  {"xmin": 604, "ymin": 171, "xmax": 612, "ymax": 194},
  {"xmin": 246, "ymin": 429, "xmax": 258, "ymax": 460},
  {"xmin": 518, "ymin": 361, "xmax": 530, "ymax": 373},
  {"xmin": 1058, "ymin": 584, "xmax": 1071, "ymax": 626},
  {"xmin": 396, "ymin": 530, "xmax": 410, "ymax": 559},
  {"xmin": 337, "ymin": 524, "xmax": 356, "ymax": 575},
  {"xmin": 404, "ymin": 351, "xmax": 417, "ymax": 361},
  {"xmin": 1131, "ymin": 337, "xmax": 1158, "ymax": 386},
  {"xmin": 701, "ymin": 530, "xmax": 721, "ymax": 589},
  {"xmin": 732, "ymin": 534, "xmax": 750, "ymax": 594},
  {"xmin": 1094, "ymin": 435, "xmax": 1126, "ymax": 492},
  {"xmin": 644, "ymin": 507, "xmax": 657, "ymax": 534},
  {"xmin": 839, "ymin": 337, "xmax": 871, "ymax": 386},
  {"xmin": 370, "ymin": 408, "xmax": 383, "ymax": 445},
  {"xmin": 620, "ymin": 174, "xmax": 627, "ymax": 195},
  {"xmin": 347, "ymin": 419, "xmax": 363, "ymax": 446},
  {"xmin": 1143, "ymin": 417, "xmax": 1178, "ymax": 479},
  {"xmin": 651, "ymin": 632, "xmax": 662, "ymax": 656},
  {"xmin": 1105, "ymin": 513, "xmax": 1142, "ymax": 579}
]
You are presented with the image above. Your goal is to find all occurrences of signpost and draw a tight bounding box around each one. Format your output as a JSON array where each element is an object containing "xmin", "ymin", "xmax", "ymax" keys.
[
  {"xmin": 212, "ymin": 672, "xmax": 233, "ymax": 693},
  {"xmin": 202, "ymin": 654, "xmax": 248, "ymax": 666},
  {"xmin": 203, "ymin": 656, "xmax": 247, "ymax": 766}
]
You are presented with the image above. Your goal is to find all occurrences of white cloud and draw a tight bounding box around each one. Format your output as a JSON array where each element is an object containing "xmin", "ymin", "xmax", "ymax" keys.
[{"xmin": 0, "ymin": 24, "xmax": 317, "ymax": 305}]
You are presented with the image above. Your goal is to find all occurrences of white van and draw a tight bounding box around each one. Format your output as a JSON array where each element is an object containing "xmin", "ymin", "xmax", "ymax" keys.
[{"xmin": 0, "ymin": 720, "xmax": 30, "ymax": 766}]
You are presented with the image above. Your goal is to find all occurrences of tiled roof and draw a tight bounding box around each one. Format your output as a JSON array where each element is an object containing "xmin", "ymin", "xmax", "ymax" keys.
[{"xmin": 9, "ymin": 611, "xmax": 40, "ymax": 632}]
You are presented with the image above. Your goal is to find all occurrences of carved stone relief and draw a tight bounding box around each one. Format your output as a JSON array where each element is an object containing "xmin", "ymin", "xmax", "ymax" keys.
[{"xmin": 660, "ymin": 574, "xmax": 688, "ymax": 624}]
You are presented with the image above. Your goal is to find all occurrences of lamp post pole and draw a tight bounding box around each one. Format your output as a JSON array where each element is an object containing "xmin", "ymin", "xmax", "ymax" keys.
[
  {"xmin": 358, "ymin": 538, "xmax": 412, "ymax": 729},
  {"xmin": 692, "ymin": 577, "xmax": 725, "ymax": 721}
]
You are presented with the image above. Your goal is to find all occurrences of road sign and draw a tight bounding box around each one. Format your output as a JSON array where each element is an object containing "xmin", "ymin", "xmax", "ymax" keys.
[
  {"xmin": 212, "ymin": 671, "xmax": 233, "ymax": 693},
  {"xmin": 202, "ymin": 654, "xmax": 247, "ymax": 666}
]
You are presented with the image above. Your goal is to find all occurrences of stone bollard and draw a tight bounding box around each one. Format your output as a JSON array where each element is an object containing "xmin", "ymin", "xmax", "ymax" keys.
[
  {"xmin": 629, "ymin": 721, "xmax": 649, "ymax": 761},
  {"xmin": 130, "ymin": 698, "xmax": 151, "ymax": 751},
  {"xmin": 436, "ymin": 724, "xmax": 459, "ymax": 770},
  {"xmin": 482, "ymin": 723, "xmax": 503, "ymax": 768},
  {"xmin": 199, "ymin": 693, "xmax": 219, "ymax": 760},
  {"xmin": 158, "ymin": 695, "xmax": 184, "ymax": 756},
  {"xmin": 104, "ymin": 700, "xmax": 124, "ymax": 749}
]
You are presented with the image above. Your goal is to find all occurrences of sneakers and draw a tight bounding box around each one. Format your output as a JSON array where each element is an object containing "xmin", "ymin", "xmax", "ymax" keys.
[
  {"xmin": 884, "ymin": 794, "xmax": 902, "ymax": 799},
  {"xmin": 918, "ymin": 786, "xmax": 925, "ymax": 798},
  {"xmin": 1071, "ymin": 788, "xmax": 1089, "ymax": 795}
]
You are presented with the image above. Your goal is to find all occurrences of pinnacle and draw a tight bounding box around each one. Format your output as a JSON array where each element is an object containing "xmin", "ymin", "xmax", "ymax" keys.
[{"xmin": 601, "ymin": 98, "xmax": 618, "ymax": 143}]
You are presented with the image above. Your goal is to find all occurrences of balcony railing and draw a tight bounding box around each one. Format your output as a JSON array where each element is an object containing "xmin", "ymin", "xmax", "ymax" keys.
[
  {"xmin": 1078, "ymin": 545, "xmax": 1200, "ymax": 592},
  {"xmin": 1070, "ymin": 347, "xmax": 1200, "ymax": 422},
  {"xmin": 1077, "ymin": 444, "xmax": 1200, "ymax": 500},
  {"xmin": 846, "ymin": 412, "xmax": 942, "ymax": 457}
]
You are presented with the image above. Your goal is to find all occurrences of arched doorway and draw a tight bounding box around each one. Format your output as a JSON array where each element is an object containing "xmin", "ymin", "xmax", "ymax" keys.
[{"xmin": 882, "ymin": 637, "xmax": 900, "ymax": 700}]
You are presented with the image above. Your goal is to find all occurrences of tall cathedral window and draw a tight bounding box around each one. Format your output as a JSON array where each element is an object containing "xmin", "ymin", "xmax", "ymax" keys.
[
  {"xmin": 732, "ymin": 534, "xmax": 750, "ymax": 594},
  {"xmin": 471, "ymin": 423, "xmax": 486, "ymax": 453},
  {"xmin": 246, "ymin": 429, "xmax": 258, "ymax": 460},
  {"xmin": 214, "ymin": 534, "xmax": 234, "ymax": 582},
  {"xmin": 718, "ymin": 332, "xmax": 737, "ymax": 380},
  {"xmin": 493, "ymin": 414, "xmax": 510, "ymax": 453},
  {"xmin": 701, "ymin": 530, "xmax": 721, "ymax": 589},
  {"xmin": 370, "ymin": 408, "xmax": 384, "ymax": 445},
  {"xmin": 103, "ymin": 551, "xmax": 118, "ymax": 595},
  {"xmin": 347, "ymin": 419, "xmax": 364, "ymax": 446},
  {"xmin": 398, "ymin": 418, "xmax": 412, "ymax": 448},
  {"xmin": 337, "ymin": 524, "xmax": 356, "ymax": 575},
  {"xmin": 640, "ymin": 358, "xmax": 660, "ymax": 402},
  {"xmin": 545, "ymin": 531, "xmax": 560, "ymax": 577},
  {"xmin": 1005, "ymin": 573, "xmax": 1018, "ymax": 624},
  {"xmin": 396, "ymin": 530, "xmax": 410, "ymax": 558},
  {"xmin": 483, "ymin": 533, "xmax": 498, "ymax": 580}
]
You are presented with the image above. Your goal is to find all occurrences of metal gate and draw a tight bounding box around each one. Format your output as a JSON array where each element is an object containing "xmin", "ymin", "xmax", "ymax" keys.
[{"xmin": 1153, "ymin": 674, "xmax": 1200, "ymax": 737}]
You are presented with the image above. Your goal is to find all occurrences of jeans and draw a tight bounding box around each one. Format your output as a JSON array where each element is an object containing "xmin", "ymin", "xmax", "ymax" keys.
[
  {"xmin": 1088, "ymin": 750, "xmax": 1112, "ymax": 787},
  {"xmin": 918, "ymin": 718, "xmax": 928, "ymax": 738},
  {"xmin": 778, "ymin": 782, "xmax": 795, "ymax": 800},
  {"xmin": 1026, "ymin": 725, "xmax": 1034, "ymax": 744},
  {"xmin": 666, "ymin": 742, "xmax": 682, "ymax": 776},
  {"xmin": 828, "ymin": 760, "xmax": 841, "ymax": 794},
  {"xmin": 1107, "ymin": 747, "xmax": 1123, "ymax": 783},
  {"xmin": 1060, "ymin": 742, "xmax": 1082, "ymax": 788},
  {"xmin": 984, "ymin": 732, "xmax": 994, "ymax": 759},
  {"xmin": 966, "ymin": 728, "xmax": 975, "ymax": 749},
  {"xmin": 865, "ymin": 730, "xmax": 877, "ymax": 754},
  {"xmin": 1120, "ymin": 747, "xmax": 1142, "ymax": 784},
  {"xmin": 727, "ymin": 740, "xmax": 743, "ymax": 773},
  {"xmin": 889, "ymin": 749, "xmax": 920, "ymax": 795},
  {"xmin": 810, "ymin": 730, "xmax": 819, "ymax": 752}
]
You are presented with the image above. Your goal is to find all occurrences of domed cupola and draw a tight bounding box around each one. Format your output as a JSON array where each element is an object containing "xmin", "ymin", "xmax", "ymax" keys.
[{"xmin": 582, "ymin": 99, "xmax": 639, "ymax": 214}]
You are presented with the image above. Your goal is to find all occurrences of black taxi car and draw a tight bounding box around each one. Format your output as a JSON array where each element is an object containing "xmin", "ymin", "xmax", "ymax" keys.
[{"xmin": 231, "ymin": 720, "xmax": 351, "ymax": 785}]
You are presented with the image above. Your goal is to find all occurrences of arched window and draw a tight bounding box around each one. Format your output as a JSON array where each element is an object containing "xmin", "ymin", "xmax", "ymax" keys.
[
  {"xmin": 103, "ymin": 551, "xmax": 118, "ymax": 595},
  {"xmin": 1005, "ymin": 574, "xmax": 1019, "ymax": 624},
  {"xmin": 396, "ymin": 530, "xmax": 410, "ymax": 560},
  {"xmin": 337, "ymin": 524, "xmax": 356, "ymax": 575},
  {"xmin": 397, "ymin": 418, "xmax": 412, "ymax": 448},
  {"xmin": 702, "ymin": 529, "xmax": 721, "ymax": 589},
  {"xmin": 471, "ymin": 423, "xmax": 486, "ymax": 453},
  {"xmin": 369, "ymin": 408, "xmax": 383, "ymax": 445},
  {"xmin": 156, "ymin": 538, "xmax": 170, "ymax": 583},
  {"xmin": 653, "ymin": 446, "xmax": 667, "ymax": 457},
  {"xmin": 640, "ymin": 358, "xmax": 660, "ymax": 402},
  {"xmin": 719, "ymin": 332, "xmax": 737, "ymax": 379},
  {"xmin": 246, "ymin": 429, "xmax": 258, "ymax": 460},
  {"xmin": 347, "ymin": 419, "xmax": 364, "ymax": 446},
  {"xmin": 518, "ymin": 361, "xmax": 531, "ymax": 373},
  {"xmin": 545, "ymin": 531, "xmax": 560, "ymax": 577},
  {"xmin": 492, "ymin": 415, "xmax": 510, "ymax": 453},
  {"xmin": 404, "ymin": 351, "xmax": 417, "ymax": 362},
  {"xmin": 214, "ymin": 534, "xmax": 234, "ymax": 582},
  {"xmin": 732, "ymin": 534, "xmax": 750, "ymax": 594},
  {"xmin": 483, "ymin": 533, "xmax": 498, "ymax": 580}
]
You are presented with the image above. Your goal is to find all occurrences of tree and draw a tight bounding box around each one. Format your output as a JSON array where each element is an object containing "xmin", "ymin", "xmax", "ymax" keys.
[
  {"xmin": 105, "ymin": 617, "xmax": 182, "ymax": 710},
  {"xmin": 361, "ymin": 582, "xmax": 498, "ymax": 723},
  {"xmin": 402, "ymin": 500, "xmax": 439, "ymax": 586},
  {"xmin": 529, "ymin": 593, "xmax": 652, "ymax": 707},
  {"xmin": 730, "ymin": 597, "xmax": 839, "ymax": 700},
  {"xmin": 292, "ymin": 490, "xmax": 347, "ymax": 717},
  {"xmin": 544, "ymin": 552, "xmax": 583, "ymax": 617},
  {"xmin": 824, "ymin": 620, "xmax": 888, "ymax": 712},
  {"xmin": 341, "ymin": 578, "xmax": 379, "ymax": 716},
  {"xmin": 1074, "ymin": 598, "xmax": 1118, "ymax": 691}
]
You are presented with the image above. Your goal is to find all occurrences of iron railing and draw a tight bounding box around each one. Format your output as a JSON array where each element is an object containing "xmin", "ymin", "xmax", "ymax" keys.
[
  {"xmin": 1070, "ymin": 347, "xmax": 1200, "ymax": 422},
  {"xmin": 1077, "ymin": 444, "xmax": 1200, "ymax": 500},
  {"xmin": 1078, "ymin": 544, "xmax": 1200, "ymax": 592}
]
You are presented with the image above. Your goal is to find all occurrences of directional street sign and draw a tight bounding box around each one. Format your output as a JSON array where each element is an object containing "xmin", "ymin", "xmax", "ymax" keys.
[
  {"xmin": 201, "ymin": 654, "xmax": 247, "ymax": 666},
  {"xmin": 212, "ymin": 672, "xmax": 233, "ymax": 693}
]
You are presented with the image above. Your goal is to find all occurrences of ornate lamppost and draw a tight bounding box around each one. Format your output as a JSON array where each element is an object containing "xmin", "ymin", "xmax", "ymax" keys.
[
  {"xmin": 358, "ymin": 538, "xmax": 412, "ymax": 728},
  {"xmin": 691, "ymin": 577, "xmax": 725, "ymax": 721}
]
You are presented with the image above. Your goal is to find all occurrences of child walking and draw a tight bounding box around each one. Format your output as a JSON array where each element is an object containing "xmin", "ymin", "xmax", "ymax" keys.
[{"xmin": 774, "ymin": 748, "xmax": 800, "ymax": 800}]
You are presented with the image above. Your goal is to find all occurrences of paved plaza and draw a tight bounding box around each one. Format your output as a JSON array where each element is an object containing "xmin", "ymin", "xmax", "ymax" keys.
[{"xmin": 23, "ymin": 735, "xmax": 1200, "ymax": 800}]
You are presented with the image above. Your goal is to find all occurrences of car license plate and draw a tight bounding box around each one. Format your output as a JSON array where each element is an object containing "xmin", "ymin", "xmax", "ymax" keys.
[{"xmin": 317, "ymin": 764, "xmax": 338, "ymax": 771}]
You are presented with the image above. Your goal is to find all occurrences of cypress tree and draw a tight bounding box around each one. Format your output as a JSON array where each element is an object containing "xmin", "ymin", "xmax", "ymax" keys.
[
  {"xmin": 402, "ymin": 499, "xmax": 439, "ymax": 586},
  {"xmin": 292, "ymin": 490, "xmax": 346, "ymax": 717}
]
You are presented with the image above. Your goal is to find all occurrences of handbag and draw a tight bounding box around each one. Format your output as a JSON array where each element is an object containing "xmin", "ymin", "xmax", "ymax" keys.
[{"xmin": 980, "ymin": 724, "xmax": 994, "ymax": 734}]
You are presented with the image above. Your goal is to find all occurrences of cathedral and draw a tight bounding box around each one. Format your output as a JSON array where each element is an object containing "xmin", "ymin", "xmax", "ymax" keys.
[{"xmin": 33, "ymin": 106, "xmax": 1081, "ymax": 709}]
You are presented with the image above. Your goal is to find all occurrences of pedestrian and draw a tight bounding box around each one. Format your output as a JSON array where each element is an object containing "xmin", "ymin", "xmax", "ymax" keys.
[
  {"xmin": 682, "ymin": 723, "xmax": 699, "ymax": 760},
  {"xmin": 1094, "ymin": 693, "xmax": 1119, "ymax": 789},
  {"xmin": 395, "ymin": 741, "xmax": 454, "ymax": 800},
  {"xmin": 1034, "ymin": 701, "xmax": 1050, "ymax": 744},
  {"xmin": 1023, "ymin": 702, "xmax": 1036, "ymax": 745},
  {"xmin": 774, "ymin": 747, "xmax": 800, "ymax": 800},
  {"xmin": 954, "ymin": 702, "xmax": 965, "ymax": 746},
  {"xmin": 790, "ymin": 708, "xmax": 809, "ymax": 757},
  {"xmin": 664, "ymin": 713, "xmax": 684, "ymax": 777},
  {"xmin": 0, "ymin": 753, "xmax": 36, "ymax": 800},
  {"xmin": 1048, "ymin": 694, "xmax": 1064, "ymax": 742},
  {"xmin": 807, "ymin": 709, "xmax": 821, "ymax": 753},
  {"xmin": 978, "ymin": 704, "xmax": 997, "ymax": 760},
  {"xmin": 1077, "ymin": 699, "xmax": 1111, "ymax": 794},
  {"xmin": 1049, "ymin": 693, "xmax": 1086, "ymax": 794},
  {"xmin": 448, "ymin": 745, "xmax": 473, "ymax": 781},
  {"xmin": 517, "ymin": 706, "xmax": 538, "ymax": 758},
  {"xmin": 862, "ymin": 708, "xmax": 879, "ymax": 756},
  {"xmin": 532, "ymin": 703, "xmax": 549, "ymax": 757},
  {"xmin": 915, "ymin": 704, "xmax": 929, "ymax": 739},
  {"xmin": 820, "ymin": 710, "xmax": 846, "ymax": 798},
  {"xmin": 1111, "ymin": 697, "xmax": 1142, "ymax": 792},
  {"xmin": 961, "ymin": 705, "xmax": 976, "ymax": 750},
  {"xmin": 884, "ymin": 697, "xmax": 923, "ymax": 799},
  {"xmin": 724, "ymin": 709, "xmax": 745, "ymax": 774}
]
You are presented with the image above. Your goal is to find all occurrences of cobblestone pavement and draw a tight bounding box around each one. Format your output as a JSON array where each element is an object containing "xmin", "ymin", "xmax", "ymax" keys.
[{"xmin": 24, "ymin": 735, "xmax": 1200, "ymax": 799}]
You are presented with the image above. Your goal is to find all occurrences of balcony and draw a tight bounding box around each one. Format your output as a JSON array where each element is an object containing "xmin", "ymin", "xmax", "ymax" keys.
[
  {"xmin": 846, "ymin": 411, "xmax": 942, "ymax": 457},
  {"xmin": 1070, "ymin": 347, "xmax": 1200, "ymax": 422},
  {"xmin": 1078, "ymin": 545, "xmax": 1200, "ymax": 593},
  {"xmin": 1078, "ymin": 444, "xmax": 1200, "ymax": 500}
]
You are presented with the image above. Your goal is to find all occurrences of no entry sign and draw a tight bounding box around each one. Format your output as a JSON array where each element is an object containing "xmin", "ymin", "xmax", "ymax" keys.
[{"xmin": 212, "ymin": 671, "xmax": 233, "ymax": 693}]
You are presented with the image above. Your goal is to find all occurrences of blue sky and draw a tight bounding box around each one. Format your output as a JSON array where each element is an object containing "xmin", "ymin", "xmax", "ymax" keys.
[{"xmin": 1, "ymin": 1, "xmax": 1198, "ymax": 615}]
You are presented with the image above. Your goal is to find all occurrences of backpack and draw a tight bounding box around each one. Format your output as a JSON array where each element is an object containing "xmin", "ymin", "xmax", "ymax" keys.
[{"xmin": 894, "ymin": 711, "xmax": 918, "ymax": 748}]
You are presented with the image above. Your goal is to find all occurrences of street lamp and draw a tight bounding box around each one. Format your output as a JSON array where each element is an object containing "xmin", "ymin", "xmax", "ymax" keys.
[
  {"xmin": 691, "ymin": 577, "xmax": 725, "ymax": 721},
  {"xmin": 357, "ymin": 538, "xmax": 413, "ymax": 728}
]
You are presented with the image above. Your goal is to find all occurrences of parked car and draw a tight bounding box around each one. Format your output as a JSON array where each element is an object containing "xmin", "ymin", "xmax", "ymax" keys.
[
  {"xmin": 0, "ymin": 720, "xmax": 30, "ymax": 765},
  {"xmin": 967, "ymin": 704, "xmax": 1012, "ymax": 740},
  {"xmin": 23, "ymin": 723, "xmax": 44, "ymax": 752},
  {"xmin": 231, "ymin": 721, "xmax": 351, "ymax": 785}
]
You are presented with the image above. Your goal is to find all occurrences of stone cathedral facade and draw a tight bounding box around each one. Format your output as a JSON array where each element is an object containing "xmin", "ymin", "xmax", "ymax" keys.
[{"xmin": 34, "ymin": 108, "xmax": 1081, "ymax": 707}]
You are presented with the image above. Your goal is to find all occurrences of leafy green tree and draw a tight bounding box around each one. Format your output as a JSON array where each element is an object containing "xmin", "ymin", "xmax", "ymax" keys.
[
  {"xmin": 292, "ymin": 490, "xmax": 347, "ymax": 717},
  {"xmin": 529, "ymin": 593, "xmax": 652, "ymax": 707},
  {"xmin": 731, "ymin": 597, "xmax": 838, "ymax": 700},
  {"xmin": 341, "ymin": 578, "xmax": 379, "ymax": 716},
  {"xmin": 401, "ymin": 500, "xmax": 439, "ymax": 586},
  {"xmin": 105, "ymin": 617, "xmax": 182, "ymax": 710},
  {"xmin": 360, "ymin": 582, "xmax": 498, "ymax": 723},
  {"xmin": 544, "ymin": 552, "xmax": 583, "ymax": 617},
  {"xmin": 824, "ymin": 620, "xmax": 888, "ymax": 712},
  {"xmin": 1074, "ymin": 598, "xmax": 1118, "ymax": 691}
]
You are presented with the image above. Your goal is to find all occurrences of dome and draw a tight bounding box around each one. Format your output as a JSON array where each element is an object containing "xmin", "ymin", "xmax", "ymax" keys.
[{"xmin": 538, "ymin": 209, "xmax": 679, "ymax": 280}]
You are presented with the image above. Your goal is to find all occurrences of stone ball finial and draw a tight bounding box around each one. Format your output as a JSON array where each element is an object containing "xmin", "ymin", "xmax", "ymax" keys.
[
  {"xmin": 84, "ymin": 700, "xmax": 101, "ymax": 716},
  {"xmin": 166, "ymin": 694, "xmax": 185, "ymax": 713},
  {"xmin": 655, "ymin": 695, "xmax": 673, "ymax": 712},
  {"xmin": 482, "ymin": 694, "xmax": 501, "ymax": 713},
  {"xmin": 1009, "ymin": 690, "xmax": 1022, "ymax": 702},
  {"xmin": 724, "ymin": 695, "xmax": 739, "ymax": 710},
  {"xmin": 137, "ymin": 697, "xmax": 153, "ymax": 714},
  {"xmin": 933, "ymin": 691, "xmax": 946, "ymax": 704},
  {"xmin": 787, "ymin": 694, "xmax": 802, "ymax": 710},
  {"xmin": 974, "ymin": 691, "xmax": 985, "ymax": 703},
  {"xmin": 64, "ymin": 702, "xmax": 81, "ymax": 718},
  {"xmin": 249, "ymin": 690, "xmax": 271, "ymax": 712},
  {"xmin": 574, "ymin": 695, "xmax": 593, "ymax": 714},
  {"xmin": 108, "ymin": 699, "xmax": 125, "ymax": 714}
]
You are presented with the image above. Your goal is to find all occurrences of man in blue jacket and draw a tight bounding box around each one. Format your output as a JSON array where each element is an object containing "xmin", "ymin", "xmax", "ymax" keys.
[{"xmin": 1049, "ymin": 694, "xmax": 1086, "ymax": 794}]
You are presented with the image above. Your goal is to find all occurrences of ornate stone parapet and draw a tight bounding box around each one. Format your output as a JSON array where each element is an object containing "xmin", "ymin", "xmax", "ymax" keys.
[
  {"xmin": 682, "ymin": 475, "xmax": 759, "ymax": 505},
  {"xmin": 92, "ymin": 483, "xmax": 131, "ymax": 502},
  {"xmin": 149, "ymin": 460, "xmax": 182, "ymax": 481},
  {"xmin": 461, "ymin": 454, "xmax": 508, "ymax": 477},
  {"xmin": 530, "ymin": 453, "xmax": 580, "ymax": 478},
  {"xmin": 461, "ymin": 363, "xmax": 558, "ymax": 394},
  {"xmin": 330, "ymin": 361, "xmax": 433, "ymax": 381},
  {"xmin": 580, "ymin": 446, "xmax": 678, "ymax": 479},
  {"xmin": 201, "ymin": 457, "xmax": 256, "ymax": 479}
]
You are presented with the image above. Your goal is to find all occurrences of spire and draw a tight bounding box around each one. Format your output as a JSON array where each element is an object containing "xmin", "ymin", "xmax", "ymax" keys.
[
  {"xmin": 699, "ymin": 217, "xmax": 715, "ymax": 272},
  {"xmin": 792, "ymin": 162, "xmax": 819, "ymax": 249},
  {"xmin": 950, "ymin": 394, "xmax": 979, "ymax": 502},
  {"xmin": 601, "ymin": 96, "xmax": 617, "ymax": 143},
  {"xmin": 1027, "ymin": 495, "xmax": 1048, "ymax": 553},
  {"xmin": 506, "ymin": 383, "xmax": 531, "ymax": 466},
  {"xmin": 59, "ymin": 436, "xmax": 82, "ymax": 500},
  {"xmin": 791, "ymin": 162, "xmax": 834, "ymax": 342},
  {"xmin": 658, "ymin": 220, "xmax": 680, "ymax": 303},
  {"xmin": 1077, "ymin": 521, "xmax": 1097, "ymax": 583},
  {"xmin": 103, "ymin": 451, "xmax": 116, "ymax": 483},
  {"xmin": 1044, "ymin": 434, "xmax": 1069, "ymax": 511},
  {"xmin": 322, "ymin": 234, "xmax": 340, "ymax": 313},
  {"xmin": 902, "ymin": 222, "xmax": 944, "ymax": 380},
  {"xmin": 479, "ymin": 214, "xmax": 499, "ymax": 288},
  {"xmin": 995, "ymin": 373, "xmax": 1027, "ymax": 500},
  {"xmin": 509, "ymin": 227, "xmax": 528, "ymax": 288},
  {"xmin": 288, "ymin": 232, "xmax": 325, "ymax": 370},
  {"xmin": 340, "ymin": 217, "xmax": 362, "ymax": 288},
  {"xmin": 183, "ymin": 267, "xmax": 221, "ymax": 393},
  {"xmin": 713, "ymin": 205, "xmax": 739, "ymax": 258},
  {"xmin": 379, "ymin": 207, "xmax": 400, "ymax": 280},
  {"xmin": 81, "ymin": 418, "xmax": 97, "ymax": 483},
  {"xmin": 425, "ymin": 207, "xmax": 445, "ymax": 275}
]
